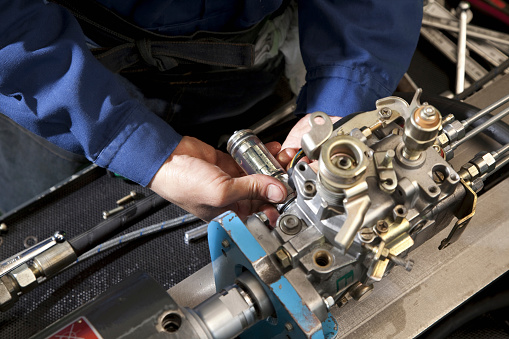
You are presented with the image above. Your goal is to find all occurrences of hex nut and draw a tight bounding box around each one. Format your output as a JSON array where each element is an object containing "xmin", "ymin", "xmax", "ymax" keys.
[
  {"xmin": 11, "ymin": 264, "xmax": 38, "ymax": 293},
  {"xmin": 436, "ymin": 133, "xmax": 450, "ymax": 148},
  {"xmin": 323, "ymin": 296, "xmax": 335, "ymax": 310},
  {"xmin": 460, "ymin": 163, "xmax": 479, "ymax": 181},
  {"xmin": 481, "ymin": 153, "xmax": 496, "ymax": 172},
  {"xmin": 0, "ymin": 275, "xmax": 19, "ymax": 311},
  {"xmin": 276, "ymin": 249, "xmax": 291, "ymax": 268}
]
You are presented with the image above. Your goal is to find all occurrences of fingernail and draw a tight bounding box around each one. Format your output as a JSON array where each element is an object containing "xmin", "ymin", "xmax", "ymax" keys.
[{"xmin": 267, "ymin": 184, "xmax": 284, "ymax": 203}]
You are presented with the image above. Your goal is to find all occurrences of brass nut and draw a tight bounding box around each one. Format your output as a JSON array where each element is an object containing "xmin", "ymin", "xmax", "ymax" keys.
[
  {"xmin": 460, "ymin": 163, "xmax": 479, "ymax": 181},
  {"xmin": 436, "ymin": 133, "xmax": 449, "ymax": 147},
  {"xmin": 276, "ymin": 249, "xmax": 291, "ymax": 268}
]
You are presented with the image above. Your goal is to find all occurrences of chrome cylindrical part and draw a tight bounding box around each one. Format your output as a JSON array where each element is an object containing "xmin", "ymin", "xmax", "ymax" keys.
[
  {"xmin": 402, "ymin": 105, "xmax": 442, "ymax": 161},
  {"xmin": 317, "ymin": 135, "xmax": 369, "ymax": 202},
  {"xmin": 227, "ymin": 129, "xmax": 285, "ymax": 178},
  {"xmin": 191, "ymin": 271, "xmax": 273, "ymax": 339},
  {"xmin": 32, "ymin": 242, "xmax": 77, "ymax": 278},
  {"xmin": 227, "ymin": 129, "xmax": 295, "ymax": 210}
]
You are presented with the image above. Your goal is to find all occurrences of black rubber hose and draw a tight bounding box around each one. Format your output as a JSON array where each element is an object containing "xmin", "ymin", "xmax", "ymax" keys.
[
  {"xmin": 394, "ymin": 92, "xmax": 509, "ymax": 146},
  {"xmin": 69, "ymin": 193, "xmax": 169, "ymax": 256}
]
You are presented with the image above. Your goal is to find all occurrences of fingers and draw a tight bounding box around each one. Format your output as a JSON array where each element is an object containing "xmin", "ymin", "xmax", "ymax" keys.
[
  {"xmin": 277, "ymin": 148, "xmax": 297, "ymax": 169},
  {"xmin": 221, "ymin": 174, "xmax": 287, "ymax": 206},
  {"xmin": 265, "ymin": 141, "xmax": 282, "ymax": 156},
  {"xmin": 258, "ymin": 204, "xmax": 280, "ymax": 227}
]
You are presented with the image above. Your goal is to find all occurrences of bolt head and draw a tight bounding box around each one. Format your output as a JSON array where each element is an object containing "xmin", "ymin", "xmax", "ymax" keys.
[
  {"xmin": 282, "ymin": 216, "xmax": 299, "ymax": 229},
  {"xmin": 323, "ymin": 296, "xmax": 335, "ymax": 310},
  {"xmin": 375, "ymin": 220, "xmax": 389, "ymax": 233},
  {"xmin": 420, "ymin": 105, "xmax": 437, "ymax": 120},
  {"xmin": 276, "ymin": 249, "xmax": 291, "ymax": 268},
  {"xmin": 221, "ymin": 239, "xmax": 230, "ymax": 248},
  {"xmin": 358, "ymin": 228, "xmax": 375, "ymax": 242},
  {"xmin": 379, "ymin": 107, "xmax": 393, "ymax": 120},
  {"xmin": 284, "ymin": 322, "xmax": 294, "ymax": 331}
]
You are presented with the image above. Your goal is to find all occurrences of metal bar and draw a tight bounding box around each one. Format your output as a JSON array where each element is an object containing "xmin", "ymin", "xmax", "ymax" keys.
[
  {"xmin": 462, "ymin": 94, "xmax": 509, "ymax": 128},
  {"xmin": 452, "ymin": 105, "xmax": 509, "ymax": 150},
  {"xmin": 250, "ymin": 97, "xmax": 297, "ymax": 135},
  {"xmin": 420, "ymin": 27, "xmax": 488, "ymax": 81},
  {"xmin": 454, "ymin": 58, "xmax": 509, "ymax": 100},
  {"xmin": 493, "ymin": 143, "xmax": 509, "ymax": 160},
  {"xmin": 0, "ymin": 232, "xmax": 64, "ymax": 278},
  {"xmin": 456, "ymin": 3, "xmax": 469, "ymax": 94},
  {"xmin": 424, "ymin": 1, "xmax": 509, "ymax": 70},
  {"xmin": 422, "ymin": 13, "xmax": 509, "ymax": 46},
  {"xmin": 185, "ymin": 224, "xmax": 209, "ymax": 244}
]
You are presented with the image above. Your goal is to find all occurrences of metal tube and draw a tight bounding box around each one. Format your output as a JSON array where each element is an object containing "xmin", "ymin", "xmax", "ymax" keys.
[
  {"xmin": 462, "ymin": 94, "xmax": 509, "ymax": 129},
  {"xmin": 185, "ymin": 224, "xmax": 209, "ymax": 244},
  {"xmin": 493, "ymin": 143, "xmax": 509, "ymax": 161},
  {"xmin": 452, "ymin": 106, "xmax": 509, "ymax": 150},
  {"xmin": 456, "ymin": 2, "xmax": 469, "ymax": 94},
  {"xmin": 482, "ymin": 153, "xmax": 509, "ymax": 181}
]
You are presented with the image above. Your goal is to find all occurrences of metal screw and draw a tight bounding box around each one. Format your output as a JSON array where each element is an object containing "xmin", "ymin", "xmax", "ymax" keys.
[
  {"xmin": 303, "ymin": 180, "xmax": 317, "ymax": 198},
  {"xmin": 358, "ymin": 228, "xmax": 375, "ymax": 242},
  {"xmin": 375, "ymin": 220, "xmax": 389, "ymax": 233},
  {"xmin": 284, "ymin": 322, "xmax": 294, "ymax": 332},
  {"xmin": 103, "ymin": 206, "xmax": 125, "ymax": 219},
  {"xmin": 379, "ymin": 107, "xmax": 393, "ymax": 120},
  {"xmin": 279, "ymin": 215, "xmax": 302, "ymax": 235},
  {"xmin": 380, "ymin": 149, "xmax": 395, "ymax": 167},
  {"xmin": 116, "ymin": 191, "xmax": 137, "ymax": 206},
  {"xmin": 221, "ymin": 239, "xmax": 230, "ymax": 248},
  {"xmin": 0, "ymin": 223, "xmax": 7, "ymax": 234},
  {"xmin": 388, "ymin": 254, "xmax": 414, "ymax": 272}
]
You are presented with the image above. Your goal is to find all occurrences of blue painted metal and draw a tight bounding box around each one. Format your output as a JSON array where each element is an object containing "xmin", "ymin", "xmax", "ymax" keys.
[{"xmin": 207, "ymin": 211, "xmax": 340, "ymax": 339}]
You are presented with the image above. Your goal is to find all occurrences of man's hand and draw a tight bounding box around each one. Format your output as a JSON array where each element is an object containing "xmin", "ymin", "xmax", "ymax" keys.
[
  {"xmin": 148, "ymin": 136, "xmax": 287, "ymax": 223},
  {"xmin": 277, "ymin": 113, "xmax": 341, "ymax": 169}
]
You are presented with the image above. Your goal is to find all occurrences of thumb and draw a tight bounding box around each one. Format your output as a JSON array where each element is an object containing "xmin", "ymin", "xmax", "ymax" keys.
[{"xmin": 225, "ymin": 174, "xmax": 287, "ymax": 204}]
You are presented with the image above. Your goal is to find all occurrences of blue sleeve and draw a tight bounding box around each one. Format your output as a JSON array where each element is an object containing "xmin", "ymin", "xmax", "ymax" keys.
[
  {"xmin": 296, "ymin": 0, "xmax": 423, "ymax": 117},
  {"xmin": 0, "ymin": 0, "xmax": 182, "ymax": 186}
]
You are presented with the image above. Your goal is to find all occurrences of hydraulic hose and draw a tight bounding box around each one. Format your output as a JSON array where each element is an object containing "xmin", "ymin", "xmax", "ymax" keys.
[{"xmin": 68, "ymin": 193, "xmax": 169, "ymax": 256}]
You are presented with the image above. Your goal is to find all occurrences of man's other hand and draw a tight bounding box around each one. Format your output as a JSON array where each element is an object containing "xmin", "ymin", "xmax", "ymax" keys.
[
  {"xmin": 277, "ymin": 113, "xmax": 341, "ymax": 170},
  {"xmin": 148, "ymin": 136, "xmax": 286, "ymax": 223}
]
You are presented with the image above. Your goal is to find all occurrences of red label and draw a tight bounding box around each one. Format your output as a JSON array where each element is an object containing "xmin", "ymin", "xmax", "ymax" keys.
[{"xmin": 47, "ymin": 317, "xmax": 103, "ymax": 339}]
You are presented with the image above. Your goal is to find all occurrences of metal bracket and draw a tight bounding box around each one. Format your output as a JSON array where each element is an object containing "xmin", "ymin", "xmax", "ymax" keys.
[
  {"xmin": 374, "ymin": 150, "xmax": 398, "ymax": 193},
  {"xmin": 301, "ymin": 112, "xmax": 333, "ymax": 160},
  {"xmin": 439, "ymin": 178, "xmax": 477, "ymax": 250},
  {"xmin": 334, "ymin": 182, "xmax": 371, "ymax": 254}
]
